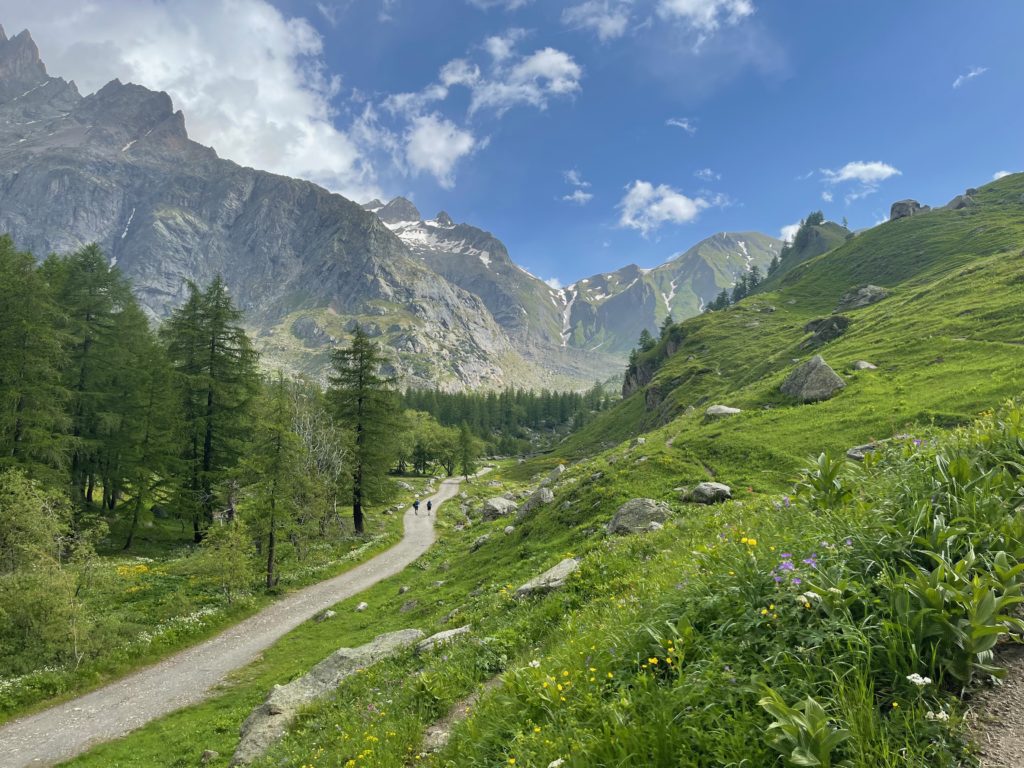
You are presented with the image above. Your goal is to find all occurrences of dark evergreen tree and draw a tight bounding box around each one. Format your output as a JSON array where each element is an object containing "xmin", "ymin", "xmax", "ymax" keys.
[
  {"xmin": 458, "ymin": 422, "xmax": 479, "ymax": 479},
  {"xmin": 329, "ymin": 326, "xmax": 399, "ymax": 534},
  {"xmin": 638, "ymin": 329, "xmax": 656, "ymax": 352},
  {"xmin": 660, "ymin": 314, "xmax": 674, "ymax": 338},
  {"xmin": 768, "ymin": 255, "xmax": 781, "ymax": 275}
]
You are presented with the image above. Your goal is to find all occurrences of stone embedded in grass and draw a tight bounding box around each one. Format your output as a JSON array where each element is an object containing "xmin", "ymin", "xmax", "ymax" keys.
[
  {"xmin": 780, "ymin": 355, "xmax": 846, "ymax": 402},
  {"xmin": 231, "ymin": 629, "xmax": 425, "ymax": 766},
  {"xmin": 682, "ymin": 482, "xmax": 732, "ymax": 505},
  {"xmin": 400, "ymin": 600, "xmax": 418, "ymax": 613},
  {"xmin": 482, "ymin": 497, "xmax": 518, "ymax": 520},
  {"xmin": 606, "ymin": 498, "xmax": 671, "ymax": 535},
  {"xmin": 517, "ymin": 487, "xmax": 554, "ymax": 520},
  {"xmin": 398, "ymin": 585, "xmax": 411, "ymax": 594},
  {"xmin": 314, "ymin": 609, "xmax": 336, "ymax": 622},
  {"xmin": 852, "ymin": 360, "xmax": 877, "ymax": 370},
  {"xmin": 504, "ymin": 525, "xmax": 515, "ymax": 535},
  {"xmin": 836, "ymin": 284, "xmax": 889, "ymax": 311},
  {"xmin": 355, "ymin": 602, "xmax": 368, "ymax": 612},
  {"xmin": 416, "ymin": 625, "xmax": 470, "ymax": 654},
  {"xmin": 801, "ymin": 316, "xmax": 851, "ymax": 348},
  {"xmin": 515, "ymin": 558, "xmax": 580, "ymax": 597},
  {"xmin": 632, "ymin": 437, "xmax": 646, "ymax": 446},
  {"xmin": 471, "ymin": 534, "xmax": 490, "ymax": 552},
  {"xmin": 705, "ymin": 404, "xmax": 742, "ymax": 419},
  {"xmin": 549, "ymin": 464, "xmax": 567, "ymax": 481}
]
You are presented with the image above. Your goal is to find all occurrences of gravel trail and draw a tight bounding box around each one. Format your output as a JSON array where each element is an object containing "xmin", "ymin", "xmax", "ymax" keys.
[{"xmin": 0, "ymin": 473, "xmax": 479, "ymax": 767}]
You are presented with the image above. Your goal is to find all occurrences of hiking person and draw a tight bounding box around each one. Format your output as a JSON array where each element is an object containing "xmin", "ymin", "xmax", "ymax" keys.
[
  {"xmin": 426, "ymin": 499, "xmax": 432, "ymax": 514},
  {"xmin": 413, "ymin": 499, "xmax": 420, "ymax": 515}
]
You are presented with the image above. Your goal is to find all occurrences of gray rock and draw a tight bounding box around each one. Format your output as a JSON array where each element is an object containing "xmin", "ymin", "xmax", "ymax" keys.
[
  {"xmin": 632, "ymin": 437, "xmax": 646, "ymax": 446},
  {"xmin": 890, "ymin": 199, "xmax": 930, "ymax": 220},
  {"xmin": 683, "ymin": 482, "xmax": 732, "ymax": 505},
  {"xmin": 355, "ymin": 602, "xmax": 368, "ymax": 612},
  {"xmin": 503, "ymin": 525, "xmax": 515, "ymax": 535},
  {"xmin": 314, "ymin": 609, "xmax": 336, "ymax": 622},
  {"xmin": 781, "ymin": 355, "xmax": 846, "ymax": 402},
  {"xmin": 606, "ymin": 498, "xmax": 671, "ymax": 535},
  {"xmin": 548, "ymin": 464, "xmax": 567, "ymax": 481},
  {"xmin": 482, "ymin": 497, "xmax": 518, "ymax": 520},
  {"xmin": 852, "ymin": 360, "xmax": 877, "ymax": 370},
  {"xmin": 471, "ymin": 534, "xmax": 490, "ymax": 552},
  {"xmin": 398, "ymin": 585, "xmax": 411, "ymax": 594},
  {"xmin": 802, "ymin": 316, "xmax": 851, "ymax": 347},
  {"xmin": 395, "ymin": 480, "xmax": 414, "ymax": 492},
  {"xmin": 201, "ymin": 750, "xmax": 220, "ymax": 764},
  {"xmin": 432, "ymin": 580, "xmax": 447, "ymax": 588},
  {"xmin": 945, "ymin": 194, "xmax": 975, "ymax": 211},
  {"xmin": 836, "ymin": 285, "xmax": 888, "ymax": 311},
  {"xmin": 400, "ymin": 600, "xmax": 419, "ymax": 613},
  {"xmin": 517, "ymin": 487, "xmax": 554, "ymax": 520},
  {"xmin": 705, "ymin": 404, "xmax": 742, "ymax": 418},
  {"xmin": 515, "ymin": 558, "xmax": 580, "ymax": 597},
  {"xmin": 232, "ymin": 629, "xmax": 424, "ymax": 765},
  {"xmin": 416, "ymin": 625, "xmax": 471, "ymax": 653},
  {"xmin": 647, "ymin": 521, "xmax": 664, "ymax": 531}
]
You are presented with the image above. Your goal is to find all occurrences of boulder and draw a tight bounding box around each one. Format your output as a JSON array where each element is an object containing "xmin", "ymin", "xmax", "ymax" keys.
[
  {"xmin": 395, "ymin": 480, "xmax": 414, "ymax": 491},
  {"xmin": 515, "ymin": 558, "xmax": 579, "ymax": 598},
  {"xmin": 355, "ymin": 602, "xmax": 368, "ymax": 612},
  {"xmin": 548, "ymin": 464, "xmax": 567, "ymax": 481},
  {"xmin": 852, "ymin": 360, "xmax": 877, "ymax": 370},
  {"xmin": 517, "ymin": 487, "xmax": 554, "ymax": 520},
  {"xmin": 201, "ymin": 750, "xmax": 220, "ymax": 764},
  {"xmin": 400, "ymin": 600, "xmax": 418, "ymax": 613},
  {"xmin": 416, "ymin": 625, "xmax": 471, "ymax": 653},
  {"xmin": 890, "ymin": 199, "xmax": 930, "ymax": 220},
  {"xmin": 606, "ymin": 498, "xmax": 671, "ymax": 535},
  {"xmin": 232, "ymin": 629, "xmax": 424, "ymax": 765},
  {"xmin": 683, "ymin": 482, "xmax": 733, "ymax": 505},
  {"xmin": 398, "ymin": 585, "xmax": 411, "ymax": 594},
  {"xmin": 836, "ymin": 285, "xmax": 889, "ymax": 311},
  {"xmin": 945, "ymin": 194, "xmax": 975, "ymax": 211},
  {"xmin": 314, "ymin": 609, "xmax": 336, "ymax": 623},
  {"xmin": 632, "ymin": 437, "xmax": 646, "ymax": 446},
  {"xmin": 802, "ymin": 316, "xmax": 851, "ymax": 347},
  {"xmin": 471, "ymin": 534, "xmax": 490, "ymax": 552},
  {"xmin": 481, "ymin": 497, "xmax": 518, "ymax": 520},
  {"xmin": 780, "ymin": 355, "xmax": 846, "ymax": 403},
  {"xmin": 503, "ymin": 525, "xmax": 515, "ymax": 535},
  {"xmin": 705, "ymin": 404, "xmax": 742, "ymax": 419}
]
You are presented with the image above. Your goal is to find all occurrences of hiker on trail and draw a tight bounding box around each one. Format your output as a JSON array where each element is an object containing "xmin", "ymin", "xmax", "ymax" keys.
[
  {"xmin": 413, "ymin": 499, "xmax": 420, "ymax": 515},
  {"xmin": 427, "ymin": 500, "xmax": 432, "ymax": 514}
]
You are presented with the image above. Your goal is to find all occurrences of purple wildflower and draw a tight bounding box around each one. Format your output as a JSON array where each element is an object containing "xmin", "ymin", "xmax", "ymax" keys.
[{"xmin": 792, "ymin": 577, "xmax": 802, "ymax": 585}]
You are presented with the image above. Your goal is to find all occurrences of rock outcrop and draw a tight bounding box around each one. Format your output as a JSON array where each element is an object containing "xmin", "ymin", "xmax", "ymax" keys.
[
  {"xmin": 852, "ymin": 360, "xmax": 878, "ymax": 370},
  {"xmin": 482, "ymin": 497, "xmax": 518, "ymax": 520},
  {"xmin": 682, "ymin": 482, "xmax": 733, "ymax": 504},
  {"xmin": 890, "ymin": 200, "xmax": 931, "ymax": 220},
  {"xmin": 780, "ymin": 355, "xmax": 846, "ymax": 402},
  {"xmin": 802, "ymin": 316, "xmax": 851, "ymax": 347},
  {"xmin": 515, "ymin": 558, "xmax": 579, "ymax": 597},
  {"xmin": 606, "ymin": 498, "xmax": 671, "ymax": 534},
  {"xmin": 836, "ymin": 285, "xmax": 888, "ymax": 311},
  {"xmin": 705, "ymin": 404, "xmax": 742, "ymax": 419},
  {"xmin": 517, "ymin": 487, "xmax": 554, "ymax": 520},
  {"xmin": 416, "ymin": 626, "xmax": 471, "ymax": 654},
  {"xmin": 231, "ymin": 629, "xmax": 424, "ymax": 765}
]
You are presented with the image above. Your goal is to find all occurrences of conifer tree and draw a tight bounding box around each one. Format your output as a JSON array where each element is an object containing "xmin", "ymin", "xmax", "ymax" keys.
[
  {"xmin": 329, "ymin": 326, "xmax": 399, "ymax": 534},
  {"xmin": 0, "ymin": 238, "xmax": 67, "ymax": 477},
  {"xmin": 458, "ymin": 421, "xmax": 479, "ymax": 479}
]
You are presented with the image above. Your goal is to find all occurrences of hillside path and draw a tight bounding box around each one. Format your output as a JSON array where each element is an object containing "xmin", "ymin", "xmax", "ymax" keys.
[{"xmin": 0, "ymin": 472, "xmax": 483, "ymax": 768}]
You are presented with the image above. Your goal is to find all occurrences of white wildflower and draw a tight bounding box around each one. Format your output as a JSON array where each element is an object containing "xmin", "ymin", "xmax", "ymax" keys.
[
  {"xmin": 548, "ymin": 760, "xmax": 565, "ymax": 768},
  {"xmin": 925, "ymin": 709, "xmax": 950, "ymax": 721},
  {"xmin": 906, "ymin": 673, "xmax": 932, "ymax": 687},
  {"xmin": 528, "ymin": 660, "xmax": 541, "ymax": 668}
]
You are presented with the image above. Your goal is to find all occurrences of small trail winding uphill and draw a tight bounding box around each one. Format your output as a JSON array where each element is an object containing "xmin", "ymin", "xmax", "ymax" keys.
[{"xmin": 0, "ymin": 473, "xmax": 483, "ymax": 768}]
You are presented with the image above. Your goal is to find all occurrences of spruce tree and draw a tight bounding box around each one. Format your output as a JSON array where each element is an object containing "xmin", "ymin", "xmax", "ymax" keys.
[
  {"xmin": 458, "ymin": 421, "xmax": 479, "ymax": 479},
  {"xmin": 328, "ymin": 326, "xmax": 399, "ymax": 534}
]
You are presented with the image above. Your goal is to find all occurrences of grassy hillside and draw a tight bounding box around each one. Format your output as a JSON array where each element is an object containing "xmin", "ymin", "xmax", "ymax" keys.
[{"xmin": 60, "ymin": 173, "xmax": 1024, "ymax": 768}]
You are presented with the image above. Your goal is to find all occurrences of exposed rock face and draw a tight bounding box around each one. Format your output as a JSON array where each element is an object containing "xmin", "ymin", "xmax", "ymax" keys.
[
  {"xmin": 232, "ymin": 629, "xmax": 424, "ymax": 765},
  {"xmin": 780, "ymin": 355, "xmax": 846, "ymax": 402},
  {"xmin": 890, "ymin": 200, "xmax": 931, "ymax": 220},
  {"xmin": 482, "ymin": 497, "xmax": 518, "ymax": 520},
  {"xmin": 606, "ymin": 498, "xmax": 671, "ymax": 534},
  {"xmin": 416, "ymin": 626, "xmax": 471, "ymax": 653},
  {"xmin": 705, "ymin": 404, "xmax": 742, "ymax": 418},
  {"xmin": 517, "ymin": 487, "xmax": 554, "ymax": 520},
  {"xmin": 683, "ymin": 482, "xmax": 733, "ymax": 504},
  {"xmin": 515, "ymin": 558, "xmax": 579, "ymax": 597},
  {"xmin": 852, "ymin": 360, "xmax": 878, "ymax": 370},
  {"xmin": 944, "ymin": 192, "xmax": 976, "ymax": 211},
  {"xmin": 471, "ymin": 534, "xmax": 490, "ymax": 552},
  {"xmin": 836, "ymin": 285, "xmax": 888, "ymax": 311}
]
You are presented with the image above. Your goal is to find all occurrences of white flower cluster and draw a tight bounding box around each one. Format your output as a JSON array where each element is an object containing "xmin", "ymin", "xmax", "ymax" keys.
[
  {"xmin": 528, "ymin": 660, "xmax": 541, "ymax": 668},
  {"xmin": 926, "ymin": 709, "xmax": 950, "ymax": 722},
  {"xmin": 906, "ymin": 673, "xmax": 932, "ymax": 687}
]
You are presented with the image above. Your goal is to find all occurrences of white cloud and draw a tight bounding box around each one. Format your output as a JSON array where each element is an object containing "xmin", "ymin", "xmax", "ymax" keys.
[
  {"xmin": 694, "ymin": 167, "xmax": 720, "ymax": 181},
  {"xmin": 4, "ymin": 0, "xmax": 381, "ymax": 200},
  {"xmin": 562, "ymin": 1, "xmax": 633, "ymax": 42},
  {"xmin": 440, "ymin": 59, "xmax": 481, "ymax": 88},
  {"xmin": 404, "ymin": 113, "xmax": 479, "ymax": 188},
  {"xmin": 656, "ymin": 0, "xmax": 754, "ymax": 31},
  {"xmin": 563, "ymin": 189, "xmax": 594, "ymax": 205},
  {"xmin": 483, "ymin": 29, "xmax": 527, "ymax": 61},
  {"xmin": 469, "ymin": 46, "xmax": 583, "ymax": 114},
  {"xmin": 953, "ymin": 66, "xmax": 987, "ymax": 89},
  {"xmin": 666, "ymin": 117, "xmax": 697, "ymax": 134},
  {"xmin": 564, "ymin": 169, "xmax": 591, "ymax": 187},
  {"xmin": 821, "ymin": 190, "xmax": 833, "ymax": 203},
  {"xmin": 779, "ymin": 221, "xmax": 800, "ymax": 243},
  {"xmin": 822, "ymin": 161, "xmax": 901, "ymax": 185},
  {"xmin": 544, "ymin": 276, "xmax": 564, "ymax": 289},
  {"xmin": 618, "ymin": 180, "xmax": 714, "ymax": 235},
  {"xmin": 993, "ymin": 170, "xmax": 1013, "ymax": 180}
]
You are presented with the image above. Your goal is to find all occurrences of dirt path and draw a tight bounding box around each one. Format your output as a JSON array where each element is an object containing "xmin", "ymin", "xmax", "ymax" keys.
[
  {"xmin": 0, "ymin": 473, "xmax": 482, "ymax": 768},
  {"xmin": 970, "ymin": 645, "xmax": 1024, "ymax": 767}
]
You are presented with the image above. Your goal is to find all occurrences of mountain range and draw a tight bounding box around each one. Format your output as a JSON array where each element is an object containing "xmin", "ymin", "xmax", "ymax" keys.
[{"xmin": 0, "ymin": 25, "xmax": 783, "ymax": 390}]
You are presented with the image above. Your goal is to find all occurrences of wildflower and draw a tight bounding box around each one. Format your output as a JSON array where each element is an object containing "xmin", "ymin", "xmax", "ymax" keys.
[
  {"xmin": 508, "ymin": 759, "xmax": 516, "ymax": 765},
  {"xmin": 648, "ymin": 657, "xmax": 659, "ymax": 665},
  {"xmin": 891, "ymin": 702, "xmax": 899, "ymax": 709},
  {"xmin": 534, "ymin": 726, "xmax": 542, "ymax": 733},
  {"xmin": 926, "ymin": 709, "xmax": 950, "ymax": 722},
  {"xmin": 548, "ymin": 760, "xmax": 566, "ymax": 768},
  {"xmin": 844, "ymin": 538, "xmax": 853, "ymax": 547},
  {"xmin": 906, "ymin": 673, "xmax": 932, "ymax": 687},
  {"xmin": 792, "ymin": 577, "xmax": 802, "ymax": 585},
  {"xmin": 529, "ymin": 660, "xmax": 541, "ymax": 668}
]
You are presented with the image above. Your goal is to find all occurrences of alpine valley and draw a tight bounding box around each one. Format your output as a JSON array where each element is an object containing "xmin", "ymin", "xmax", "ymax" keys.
[{"xmin": 0, "ymin": 27, "xmax": 784, "ymax": 390}]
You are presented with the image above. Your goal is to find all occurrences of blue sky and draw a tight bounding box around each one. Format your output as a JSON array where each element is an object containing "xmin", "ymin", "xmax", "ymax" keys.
[{"xmin": 8, "ymin": 1, "xmax": 1023, "ymax": 285}]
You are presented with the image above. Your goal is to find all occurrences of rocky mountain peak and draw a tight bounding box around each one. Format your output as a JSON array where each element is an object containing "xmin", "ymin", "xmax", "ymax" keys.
[
  {"xmin": 378, "ymin": 196, "xmax": 421, "ymax": 225},
  {"xmin": 75, "ymin": 79, "xmax": 189, "ymax": 148},
  {"xmin": 434, "ymin": 211, "xmax": 454, "ymax": 227},
  {"xmin": 0, "ymin": 27, "xmax": 48, "ymax": 102},
  {"xmin": 361, "ymin": 199, "xmax": 385, "ymax": 212}
]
